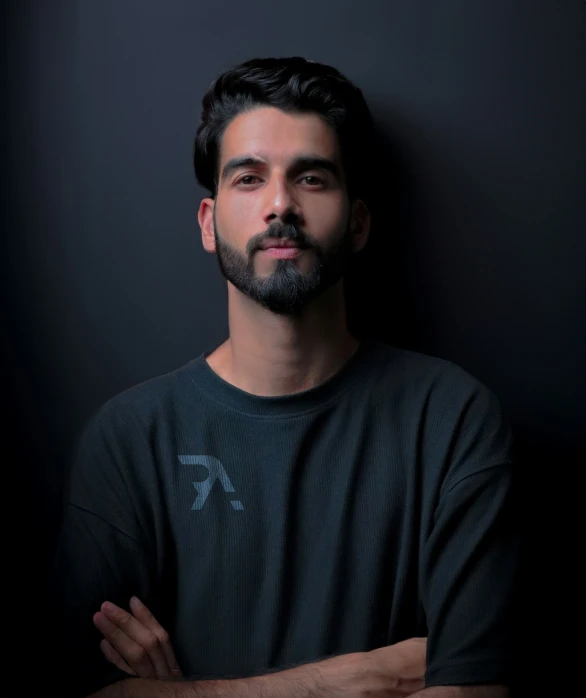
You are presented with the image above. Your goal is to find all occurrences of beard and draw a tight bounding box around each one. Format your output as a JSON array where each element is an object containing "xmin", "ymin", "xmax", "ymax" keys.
[{"xmin": 213, "ymin": 210, "xmax": 354, "ymax": 315}]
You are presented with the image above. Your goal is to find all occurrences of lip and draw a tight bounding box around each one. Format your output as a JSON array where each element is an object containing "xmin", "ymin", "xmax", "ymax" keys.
[
  {"xmin": 259, "ymin": 240, "xmax": 301, "ymax": 249},
  {"xmin": 262, "ymin": 247, "xmax": 303, "ymax": 259}
]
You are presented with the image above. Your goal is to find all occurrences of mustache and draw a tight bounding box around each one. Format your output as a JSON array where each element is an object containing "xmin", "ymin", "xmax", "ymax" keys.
[{"xmin": 247, "ymin": 222, "xmax": 313, "ymax": 254}]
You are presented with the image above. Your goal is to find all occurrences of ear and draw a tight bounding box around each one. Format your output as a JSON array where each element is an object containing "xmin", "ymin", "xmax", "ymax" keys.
[
  {"xmin": 349, "ymin": 199, "xmax": 371, "ymax": 253},
  {"xmin": 198, "ymin": 197, "xmax": 216, "ymax": 254}
]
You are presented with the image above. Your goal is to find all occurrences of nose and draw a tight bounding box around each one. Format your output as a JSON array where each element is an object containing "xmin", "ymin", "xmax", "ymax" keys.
[{"xmin": 262, "ymin": 175, "xmax": 303, "ymax": 226}]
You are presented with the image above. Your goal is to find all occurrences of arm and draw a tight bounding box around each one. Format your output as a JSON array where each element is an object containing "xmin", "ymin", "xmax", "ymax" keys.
[
  {"xmin": 88, "ymin": 664, "xmax": 332, "ymax": 697},
  {"xmin": 420, "ymin": 384, "xmax": 519, "ymax": 690},
  {"xmin": 48, "ymin": 506, "xmax": 155, "ymax": 693},
  {"xmin": 411, "ymin": 689, "xmax": 509, "ymax": 697},
  {"xmin": 45, "ymin": 407, "xmax": 161, "ymax": 697},
  {"xmin": 86, "ymin": 638, "xmax": 428, "ymax": 697}
]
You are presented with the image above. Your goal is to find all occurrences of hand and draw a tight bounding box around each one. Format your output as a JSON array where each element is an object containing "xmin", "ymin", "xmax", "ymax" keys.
[
  {"xmin": 317, "ymin": 637, "xmax": 427, "ymax": 697},
  {"xmin": 366, "ymin": 638, "xmax": 427, "ymax": 695},
  {"xmin": 92, "ymin": 596, "xmax": 183, "ymax": 680}
]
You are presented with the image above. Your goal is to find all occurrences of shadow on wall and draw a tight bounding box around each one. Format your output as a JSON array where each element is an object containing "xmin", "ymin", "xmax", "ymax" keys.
[{"xmin": 344, "ymin": 105, "xmax": 422, "ymax": 351}]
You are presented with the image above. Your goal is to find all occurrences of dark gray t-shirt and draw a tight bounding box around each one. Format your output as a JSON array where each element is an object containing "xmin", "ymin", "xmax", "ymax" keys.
[{"xmin": 49, "ymin": 340, "xmax": 517, "ymax": 696}]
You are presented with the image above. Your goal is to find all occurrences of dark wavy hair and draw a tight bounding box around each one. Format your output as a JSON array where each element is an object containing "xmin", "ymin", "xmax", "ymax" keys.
[{"xmin": 193, "ymin": 57, "xmax": 376, "ymax": 205}]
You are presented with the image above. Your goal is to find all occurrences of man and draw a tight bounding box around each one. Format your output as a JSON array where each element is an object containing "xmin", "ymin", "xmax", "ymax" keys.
[{"xmin": 48, "ymin": 57, "xmax": 517, "ymax": 697}]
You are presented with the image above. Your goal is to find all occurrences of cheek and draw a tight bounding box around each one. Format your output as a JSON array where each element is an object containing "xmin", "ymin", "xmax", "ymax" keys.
[
  {"xmin": 226, "ymin": 193, "xmax": 258, "ymax": 220},
  {"xmin": 303, "ymin": 192, "xmax": 349, "ymax": 233},
  {"xmin": 216, "ymin": 195, "xmax": 260, "ymax": 242}
]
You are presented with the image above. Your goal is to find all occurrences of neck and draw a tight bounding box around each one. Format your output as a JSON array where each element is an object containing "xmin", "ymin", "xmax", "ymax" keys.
[{"xmin": 206, "ymin": 281, "xmax": 360, "ymax": 397}]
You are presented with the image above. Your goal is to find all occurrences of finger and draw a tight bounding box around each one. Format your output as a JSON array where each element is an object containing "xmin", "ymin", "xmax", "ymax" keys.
[
  {"xmin": 100, "ymin": 639, "xmax": 137, "ymax": 676},
  {"xmin": 100, "ymin": 601, "xmax": 171, "ymax": 678},
  {"xmin": 93, "ymin": 610, "xmax": 155, "ymax": 679},
  {"xmin": 129, "ymin": 596, "xmax": 183, "ymax": 677}
]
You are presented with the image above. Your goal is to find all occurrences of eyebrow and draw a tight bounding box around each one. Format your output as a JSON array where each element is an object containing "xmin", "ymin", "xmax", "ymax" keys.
[{"xmin": 220, "ymin": 154, "xmax": 342, "ymax": 184}]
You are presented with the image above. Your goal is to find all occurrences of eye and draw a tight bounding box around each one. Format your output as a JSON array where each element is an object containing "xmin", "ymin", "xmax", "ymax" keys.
[
  {"xmin": 235, "ymin": 175, "xmax": 261, "ymax": 186},
  {"xmin": 300, "ymin": 175, "xmax": 324, "ymax": 186}
]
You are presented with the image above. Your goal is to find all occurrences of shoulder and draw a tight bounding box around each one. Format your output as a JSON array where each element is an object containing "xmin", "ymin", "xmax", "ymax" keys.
[
  {"xmin": 367, "ymin": 342, "xmax": 513, "ymax": 470},
  {"xmin": 69, "ymin": 358, "xmax": 206, "ymax": 478},
  {"xmin": 83, "ymin": 357, "xmax": 202, "ymax": 438},
  {"xmin": 369, "ymin": 341, "xmax": 500, "ymax": 408},
  {"xmin": 65, "ymin": 358, "xmax": 203, "ymax": 502}
]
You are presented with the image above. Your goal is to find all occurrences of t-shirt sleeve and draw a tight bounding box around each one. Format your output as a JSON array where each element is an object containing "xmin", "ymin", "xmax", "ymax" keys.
[
  {"xmin": 45, "ymin": 406, "xmax": 156, "ymax": 698},
  {"xmin": 420, "ymin": 382, "xmax": 519, "ymax": 688}
]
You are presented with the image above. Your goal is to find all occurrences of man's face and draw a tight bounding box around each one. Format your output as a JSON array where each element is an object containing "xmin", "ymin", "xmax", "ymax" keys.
[{"xmin": 204, "ymin": 107, "xmax": 358, "ymax": 315}]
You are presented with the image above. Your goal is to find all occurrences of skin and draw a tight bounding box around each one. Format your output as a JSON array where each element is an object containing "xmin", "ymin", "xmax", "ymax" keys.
[
  {"xmin": 93, "ymin": 597, "xmax": 183, "ymax": 680},
  {"xmin": 197, "ymin": 106, "xmax": 371, "ymax": 397}
]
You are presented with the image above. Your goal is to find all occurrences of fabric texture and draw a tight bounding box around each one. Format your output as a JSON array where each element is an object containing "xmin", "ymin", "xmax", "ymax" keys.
[{"xmin": 48, "ymin": 340, "xmax": 517, "ymax": 696}]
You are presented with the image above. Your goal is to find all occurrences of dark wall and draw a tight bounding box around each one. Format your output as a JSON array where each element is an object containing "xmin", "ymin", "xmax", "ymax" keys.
[{"xmin": 3, "ymin": 2, "xmax": 584, "ymax": 695}]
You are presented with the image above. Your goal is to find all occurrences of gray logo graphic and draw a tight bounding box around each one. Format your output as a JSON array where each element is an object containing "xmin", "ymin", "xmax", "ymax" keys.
[{"xmin": 179, "ymin": 455, "xmax": 244, "ymax": 511}]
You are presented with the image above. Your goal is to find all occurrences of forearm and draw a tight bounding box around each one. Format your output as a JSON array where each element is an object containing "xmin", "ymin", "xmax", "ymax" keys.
[
  {"xmin": 411, "ymin": 687, "xmax": 509, "ymax": 697},
  {"xmin": 88, "ymin": 656, "xmax": 346, "ymax": 698},
  {"xmin": 88, "ymin": 676, "xmax": 270, "ymax": 697}
]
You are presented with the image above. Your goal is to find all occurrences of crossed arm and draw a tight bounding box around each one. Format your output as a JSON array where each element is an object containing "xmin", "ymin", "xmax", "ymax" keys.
[
  {"xmin": 97, "ymin": 671, "xmax": 508, "ymax": 696},
  {"xmin": 88, "ymin": 671, "xmax": 507, "ymax": 698},
  {"xmin": 87, "ymin": 599, "xmax": 508, "ymax": 698}
]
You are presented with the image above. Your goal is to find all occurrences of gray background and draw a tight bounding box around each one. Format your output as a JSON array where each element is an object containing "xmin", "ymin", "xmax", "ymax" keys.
[{"xmin": 2, "ymin": 1, "xmax": 584, "ymax": 694}]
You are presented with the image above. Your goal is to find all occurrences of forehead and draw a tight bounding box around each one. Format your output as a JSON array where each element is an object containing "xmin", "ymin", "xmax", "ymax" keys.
[{"xmin": 219, "ymin": 107, "xmax": 340, "ymax": 164}]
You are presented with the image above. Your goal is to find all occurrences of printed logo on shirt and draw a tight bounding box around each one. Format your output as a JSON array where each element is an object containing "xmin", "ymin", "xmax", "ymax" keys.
[{"xmin": 179, "ymin": 455, "xmax": 244, "ymax": 511}]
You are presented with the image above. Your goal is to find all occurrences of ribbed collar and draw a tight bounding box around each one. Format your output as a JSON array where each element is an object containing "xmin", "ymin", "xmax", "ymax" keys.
[{"xmin": 186, "ymin": 339, "xmax": 385, "ymax": 419}]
